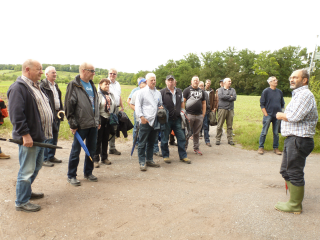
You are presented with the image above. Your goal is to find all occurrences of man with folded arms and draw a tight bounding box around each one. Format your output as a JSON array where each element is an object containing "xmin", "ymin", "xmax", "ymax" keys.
[{"xmin": 8, "ymin": 59, "xmax": 53, "ymax": 212}]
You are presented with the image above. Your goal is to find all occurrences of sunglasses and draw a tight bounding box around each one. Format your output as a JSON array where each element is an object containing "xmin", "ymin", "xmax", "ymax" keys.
[{"xmin": 84, "ymin": 69, "xmax": 95, "ymax": 73}]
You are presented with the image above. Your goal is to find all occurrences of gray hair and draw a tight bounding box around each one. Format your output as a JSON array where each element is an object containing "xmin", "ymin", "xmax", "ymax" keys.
[
  {"xmin": 199, "ymin": 81, "xmax": 204, "ymax": 86},
  {"xmin": 109, "ymin": 68, "xmax": 117, "ymax": 74},
  {"xmin": 223, "ymin": 78, "xmax": 231, "ymax": 83},
  {"xmin": 45, "ymin": 66, "xmax": 56, "ymax": 76},
  {"xmin": 267, "ymin": 76, "xmax": 276, "ymax": 83},
  {"xmin": 145, "ymin": 73, "xmax": 156, "ymax": 80}
]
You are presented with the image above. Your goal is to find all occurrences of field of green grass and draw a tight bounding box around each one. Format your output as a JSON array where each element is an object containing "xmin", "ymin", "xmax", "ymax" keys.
[{"xmin": 0, "ymin": 80, "xmax": 319, "ymax": 152}]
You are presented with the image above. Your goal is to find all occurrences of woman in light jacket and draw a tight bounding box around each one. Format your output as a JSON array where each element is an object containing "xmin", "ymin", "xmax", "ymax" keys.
[{"xmin": 93, "ymin": 78, "xmax": 116, "ymax": 168}]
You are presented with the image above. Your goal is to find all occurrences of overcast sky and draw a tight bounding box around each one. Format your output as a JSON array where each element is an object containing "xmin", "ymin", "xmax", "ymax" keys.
[{"xmin": 1, "ymin": 0, "xmax": 319, "ymax": 73}]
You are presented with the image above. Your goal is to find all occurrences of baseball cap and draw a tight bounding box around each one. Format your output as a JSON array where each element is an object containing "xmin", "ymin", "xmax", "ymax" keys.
[
  {"xmin": 138, "ymin": 78, "xmax": 146, "ymax": 85},
  {"xmin": 219, "ymin": 79, "xmax": 224, "ymax": 82},
  {"xmin": 166, "ymin": 75, "xmax": 175, "ymax": 80}
]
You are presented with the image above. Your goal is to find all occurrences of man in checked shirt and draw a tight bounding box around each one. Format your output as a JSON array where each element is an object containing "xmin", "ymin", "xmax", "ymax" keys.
[{"xmin": 275, "ymin": 69, "xmax": 318, "ymax": 214}]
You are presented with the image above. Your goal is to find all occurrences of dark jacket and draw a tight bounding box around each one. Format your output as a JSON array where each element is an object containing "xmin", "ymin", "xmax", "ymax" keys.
[
  {"xmin": 160, "ymin": 87, "xmax": 182, "ymax": 120},
  {"xmin": 40, "ymin": 78, "xmax": 63, "ymax": 123},
  {"xmin": 116, "ymin": 112, "xmax": 134, "ymax": 138},
  {"xmin": 64, "ymin": 75, "xmax": 99, "ymax": 130},
  {"xmin": 7, "ymin": 77, "xmax": 46, "ymax": 142}
]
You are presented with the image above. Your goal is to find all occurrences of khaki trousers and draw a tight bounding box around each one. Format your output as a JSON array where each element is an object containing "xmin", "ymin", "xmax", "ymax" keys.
[{"xmin": 216, "ymin": 109, "xmax": 234, "ymax": 141}]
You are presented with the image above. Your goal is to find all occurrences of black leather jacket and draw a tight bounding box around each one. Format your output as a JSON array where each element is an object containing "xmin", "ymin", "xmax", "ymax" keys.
[{"xmin": 64, "ymin": 75, "xmax": 99, "ymax": 130}]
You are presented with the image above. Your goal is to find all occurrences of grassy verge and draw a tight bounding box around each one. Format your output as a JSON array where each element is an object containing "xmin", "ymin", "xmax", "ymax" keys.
[
  {"xmin": 1, "ymin": 81, "xmax": 319, "ymax": 153},
  {"xmin": 233, "ymin": 95, "xmax": 320, "ymax": 152}
]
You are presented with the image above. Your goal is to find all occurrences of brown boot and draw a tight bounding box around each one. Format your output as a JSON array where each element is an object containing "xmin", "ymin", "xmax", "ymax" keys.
[
  {"xmin": 274, "ymin": 148, "xmax": 282, "ymax": 155},
  {"xmin": 258, "ymin": 148, "xmax": 264, "ymax": 155},
  {"xmin": 0, "ymin": 152, "xmax": 10, "ymax": 159}
]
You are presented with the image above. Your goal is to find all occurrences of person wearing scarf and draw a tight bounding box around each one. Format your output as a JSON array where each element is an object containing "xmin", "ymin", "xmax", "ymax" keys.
[{"xmin": 93, "ymin": 78, "xmax": 116, "ymax": 168}]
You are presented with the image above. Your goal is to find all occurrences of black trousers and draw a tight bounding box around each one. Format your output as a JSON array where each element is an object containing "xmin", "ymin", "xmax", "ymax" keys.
[
  {"xmin": 280, "ymin": 136, "xmax": 314, "ymax": 186},
  {"xmin": 94, "ymin": 116, "xmax": 111, "ymax": 162}
]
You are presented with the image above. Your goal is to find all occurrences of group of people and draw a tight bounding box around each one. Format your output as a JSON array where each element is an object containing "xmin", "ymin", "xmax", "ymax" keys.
[{"xmin": 5, "ymin": 59, "xmax": 318, "ymax": 215}]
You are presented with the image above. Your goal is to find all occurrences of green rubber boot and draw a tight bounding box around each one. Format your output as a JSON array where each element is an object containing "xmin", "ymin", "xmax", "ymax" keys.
[{"xmin": 275, "ymin": 181, "xmax": 304, "ymax": 214}]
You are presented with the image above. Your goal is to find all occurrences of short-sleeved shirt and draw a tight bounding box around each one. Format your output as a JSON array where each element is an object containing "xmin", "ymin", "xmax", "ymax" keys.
[
  {"xmin": 183, "ymin": 86, "xmax": 205, "ymax": 115},
  {"xmin": 80, "ymin": 79, "xmax": 95, "ymax": 112},
  {"xmin": 109, "ymin": 80, "xmax": 121, "ymax": 107}
]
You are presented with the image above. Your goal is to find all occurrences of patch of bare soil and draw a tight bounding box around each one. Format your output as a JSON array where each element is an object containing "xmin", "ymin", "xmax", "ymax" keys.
[{"xmin": 0, "ymin": 127, "xmax": 319, "ymax": 240}]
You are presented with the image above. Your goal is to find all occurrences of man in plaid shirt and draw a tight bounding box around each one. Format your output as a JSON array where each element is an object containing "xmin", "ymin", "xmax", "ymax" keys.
[{"xmin": 275, "ymin": 69, "xmax": 318, "ymax": 214}]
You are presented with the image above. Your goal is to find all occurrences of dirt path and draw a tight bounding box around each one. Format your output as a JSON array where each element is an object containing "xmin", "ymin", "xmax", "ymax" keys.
[{"xmin": 0, "ymin": 127, "xmax": 319, "ymax": 240}]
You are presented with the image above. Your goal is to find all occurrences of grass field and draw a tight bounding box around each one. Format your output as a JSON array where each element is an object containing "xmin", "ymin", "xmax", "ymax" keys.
[{"xmin": 0, "ymin": 80, "xmax": 319, "ymax": 152}]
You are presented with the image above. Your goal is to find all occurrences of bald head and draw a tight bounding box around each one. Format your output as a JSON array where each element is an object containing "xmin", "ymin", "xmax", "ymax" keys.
[
  {"xmin": 79, "ymin": 62, "xmax": 95, "ymax": 82},
  {"xmin": 22, "ymin": 59, "xmax": 43, "ymax": 82}
]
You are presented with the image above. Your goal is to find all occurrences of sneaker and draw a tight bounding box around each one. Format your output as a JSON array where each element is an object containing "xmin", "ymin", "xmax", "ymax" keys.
[
  {"xmin": 228, "ymin": 141, "xmax": 235, "ymax": 145},
  {"xmin": 194, "ymin": 149, "xmax": 203, "ymax": 155},
  {"xmin": 0, "ymin": 152, "xmax": 10, "ymax": 159},
  {"xmin": 94, "ymin": 162, "xmax": 100, "ymax": 168},
  {"xmin": 153, "ymin": 152, "xmax": 163, "ymax": 157},
  {"xmin": 206, "ymin": 143, "xmax": 212, "ymax": 147},
  {"xmin": 140, "ymin": 164, "xmax": 147, "ymax": 171},
  {"xmin": 84, "ymin": 174, "xmax": 98, "ymax": 182},
  {"xmin": 169, "ymin": 142, "xmax": 178, "ymax": 146},
  {"xmin": 67, "ymin": 177, "xmax": 81, "ymax": 186},
  {"xmin": 101, "ymin": 159, "xmax": 112, "ymax": 165},
  {"xmin": 216, "ymin": 141, "xmax": 220, "ymax": 145},
  {"xmin": 109, "ymin": 149, "xmax": 121, "ymax": 155},
  {"xmin": 274, "ymin": 148, "xmax": 282, "ymax": 155},
  {"xmin": 146, "ymin": 161, "xmax": 160, "ymax": 168},
  {"xmin": 180, "ymin": 158, "xmax": 191, "ymax": 164},
  {"xmin": 43, "ymin": 161, "xmax": 54, "ymax": 167},
  {"xmin": 30, "ymin": 192, "xmax": 44, "ymax": 200},
  {"xmin": 163, "ymin": 157, "xmax": 171, "ymax": 164},
  {"xmin": 258, "ymin": 148, "xmax": 264, "ymax": 155},
  {"xmin": 16, "ymin": 202, "xmax": 41, "ymax": 212},
  {"xmin": 48, "ymin": 157, "xmax": 62, "ymax": 163}
]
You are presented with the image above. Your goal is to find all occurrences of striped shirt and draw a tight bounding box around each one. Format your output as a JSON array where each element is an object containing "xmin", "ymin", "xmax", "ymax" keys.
[
  {"xmin": 281, "ymin": 85, "xmax": 318, "ymax": 138},
  {"xmin": 48, "ymin": 80, "xmax": 60, "ymax": 110},
  {"xmin": 135, "ymin": 85, "xmax": 162, "ymax": 127},
  {"xmin": 21, "ymin": 76, "xmax": 53, "ymax": 139}
]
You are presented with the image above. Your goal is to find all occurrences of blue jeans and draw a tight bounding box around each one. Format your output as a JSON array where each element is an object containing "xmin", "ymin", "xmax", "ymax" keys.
[
  {"xmin": 138, "ymin": 123, "xmax": 158, "ymax": 165},
  {"xmin": 161, "ymin": 118, "xmax": 187, "ymax": 159},
  {"xmin": 203, "ymin": 113, "xmax": 210, "ymax": 143},
  {"xmin": 259, "ymin": 115, "xmax": 280, "ymax": 149},
  {"xmin": 44, "ymin": 119, "xmax": 60, "ymax": 161},
  {"xmin": 67, "ymin": 127, "xmax": 98, "ymax": 178},
  {"xmin": 16, "ymin": 144, "xmax": 44, "ymax": 206}
]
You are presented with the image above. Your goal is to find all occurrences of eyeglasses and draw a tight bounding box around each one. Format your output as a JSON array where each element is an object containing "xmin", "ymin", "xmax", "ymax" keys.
[
  {"xmin": 109, "ymin": 73, "xmax": 117, "ymax": 76},
  {"xmin": 288, "ymin": 76, "xmax": 299, "ymax": 81},
  {"xmin": 84, "ymin": 69, "xmax": 95, "ymax": 73}
]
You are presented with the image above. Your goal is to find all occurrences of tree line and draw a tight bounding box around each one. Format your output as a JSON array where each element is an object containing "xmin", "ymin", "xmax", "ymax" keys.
[{"xmin": 1, "ymin": 45, "xmax": 320, "ymax": 98}]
